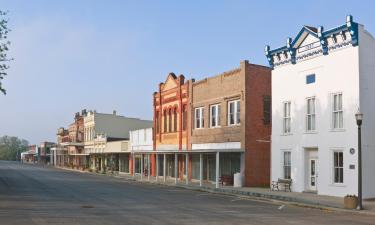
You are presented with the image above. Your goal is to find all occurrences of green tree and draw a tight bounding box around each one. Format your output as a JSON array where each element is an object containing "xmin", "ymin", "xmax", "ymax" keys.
[
  {"xmin": 0, "ymin": 10, "xmax": 11, "ymax": 95},
  {"xmin": 0, "ymin": 136, "xmax": 29, "ymax": 161}
]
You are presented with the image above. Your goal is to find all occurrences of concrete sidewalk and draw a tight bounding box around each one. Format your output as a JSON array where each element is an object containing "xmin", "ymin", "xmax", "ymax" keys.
[
  {"xmin": 56, "ymin": 167, "xmax": 375, "ymax": 214},
  {"xmin": 116, "ymin": 173, "xmax": 375, "ymax": 214}
]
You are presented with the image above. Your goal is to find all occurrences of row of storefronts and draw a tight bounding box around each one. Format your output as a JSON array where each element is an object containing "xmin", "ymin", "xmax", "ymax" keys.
[{"xmin": 47, "ymin": 15, "xmax": 375, "ymax": 198}]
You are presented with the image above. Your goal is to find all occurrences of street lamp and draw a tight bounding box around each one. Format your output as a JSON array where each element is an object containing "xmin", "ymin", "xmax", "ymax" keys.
[{"xmin": 355, "ymin": 111, "xmax": 363, "ymax": 210}]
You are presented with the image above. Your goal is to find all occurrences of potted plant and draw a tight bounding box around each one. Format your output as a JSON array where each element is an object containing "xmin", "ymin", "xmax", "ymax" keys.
[{"xmin": 344, "ymin": 194, "xmax": 358, "ymax": 209}]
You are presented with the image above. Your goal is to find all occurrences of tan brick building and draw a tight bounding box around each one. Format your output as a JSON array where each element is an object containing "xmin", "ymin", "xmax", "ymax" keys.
[{"xmin": 190, "ymin": 60, "xmax": 271, "ymax": 186}]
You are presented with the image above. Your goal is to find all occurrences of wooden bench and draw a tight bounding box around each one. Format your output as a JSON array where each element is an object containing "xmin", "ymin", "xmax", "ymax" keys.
[
  {"xmin": 219, "ymin": 175, "xmax": 234, "ymax": 186},
  {"xmin": 271, "ymin": 178, "xmax": 292, "ymax": 192}
]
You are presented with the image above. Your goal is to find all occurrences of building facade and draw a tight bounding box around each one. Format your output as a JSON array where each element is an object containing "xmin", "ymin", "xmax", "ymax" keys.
[
  {"xmin": 83, "ymin": 110, "xmax": 153, "ymax": 172},
  {"xmin": 191, "ymin": 60, "xmax": 271, "ymax": 187},
  {"xmin": 266, "ymin": 16, "xmax": 375, "ymax": 197},
  {"xmin": 151, "ymin": 62, "xmax": 271, "ymax": 187},
  {"xmin": 38, "ymin": 141, "xmax": 55, "ymax": 164},
  {"xmin": 153, "ymin": 74, "xmax": 191, "ymax": 179},
  {"xmin": 55, "ymin": 111, "xmax": 86, "ymax": 169},
  {"xmin": 129, "ymin": 128, "xmax": 153, "ymax": 177}
]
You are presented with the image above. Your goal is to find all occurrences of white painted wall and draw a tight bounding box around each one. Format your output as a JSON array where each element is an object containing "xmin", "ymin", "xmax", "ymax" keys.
[
  {"xmin": 359, "ymin": 25, "xmax": 375, "ymax": 198},
  {"xmin": 272, "ymin": 35, "xmax": 361, "ymax": 197},
  {"xmin": 130, "ymin": 128, "xmax": 153, "ymax": 151}
]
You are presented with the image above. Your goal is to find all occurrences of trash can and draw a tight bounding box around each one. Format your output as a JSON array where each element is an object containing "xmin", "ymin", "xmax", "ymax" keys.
[{"xmin": 233, "ymin": 173, "xmax": 243, "ymax": 187}]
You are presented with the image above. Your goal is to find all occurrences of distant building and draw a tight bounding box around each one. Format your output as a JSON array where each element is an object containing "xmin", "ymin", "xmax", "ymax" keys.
[
  {"xmin": 83, "ymin": 110, "xmax": 152, "ymax": 172},
  {"xmin": 38, "ymin": 141, "xmax": 55, "ymax": 164},
  {"xmin": 21, "ymin": 145, "xmax": 38, "ymax": 163}
]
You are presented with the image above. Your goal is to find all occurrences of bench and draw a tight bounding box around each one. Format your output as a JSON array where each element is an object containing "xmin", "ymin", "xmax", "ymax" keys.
[
  {"xmin": 219, "ymin": 175, "xmax": 234, "ymax": 186},
  {"xmin": 271, "ymin": 178, "xmax": 292, "ymax": 192}
]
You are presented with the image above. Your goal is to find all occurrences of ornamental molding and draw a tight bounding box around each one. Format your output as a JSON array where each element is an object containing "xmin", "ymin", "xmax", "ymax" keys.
[{"xmin": 265, "ymin": 15, "xmax": 359, "ymax": 69}]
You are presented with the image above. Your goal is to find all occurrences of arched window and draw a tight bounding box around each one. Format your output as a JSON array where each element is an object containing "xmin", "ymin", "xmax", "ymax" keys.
[
  {"xmin": 163, "ymin": 110, "xmax": 167, "ymax": 133},
  {"xmin": 173, "ymin": 108, "xmax": 178, "ymax": 132},
  {"xmin": 182, "ymin": 105, "xmax": 187, "ymax": 131},
  {"xmin": 155, "ymin": 111, "xmax": 160, "ymax": 133},
  {"xmin": 168, "ymin": 108, "xmax": 172, "ymax": 132}
]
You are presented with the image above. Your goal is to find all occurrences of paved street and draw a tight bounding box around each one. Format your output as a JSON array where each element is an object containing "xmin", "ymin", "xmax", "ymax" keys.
[{"xmin": 0, "ymin": 161, "xmax": 374, "ymax": 225}]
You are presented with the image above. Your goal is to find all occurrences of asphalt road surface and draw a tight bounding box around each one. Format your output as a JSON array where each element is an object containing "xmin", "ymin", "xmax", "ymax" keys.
[{"xmin": 0, "ymin": 161, "xmax": 374, "ymax": 225}]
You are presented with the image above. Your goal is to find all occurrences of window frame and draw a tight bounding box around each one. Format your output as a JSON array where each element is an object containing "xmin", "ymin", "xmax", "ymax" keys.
[
  {"xmin": 283, "ymin": 151, "xmax": 291, "ymax": 179},
  {"xmin": 332, "ymin": 93, "xmax": 344, "ymax": 130},
  {"xmin": 210, "ymin": 104, "xmax": 221, "ymax": 128},
  {"xmin": 194, "ymin": 107, "xmax": 204, "ymax": 129},
  {"xmin": 263, "ymin": 95, "xmax": 271, "ymax": 125},
  {"xmin": 282, "ymin": 101, "xmax": 291, "ymax": 134},
  {"xmin": 228, "ymin": 99, "xmax": 240, "ymax": 126},
  {"xmin": 333, "ymin": 151, "xmax": 344, "ymax": 184},
  {"xmin": 182, "ymin": 105, "xmax": 187, "ymax": 131},
  {"xmin": 306, "ymin": 97, "xmax": 316, "ymax": 132},
  {"xmin": 173, "ymin": 108, "xmax": 178, "ymax": 132}
]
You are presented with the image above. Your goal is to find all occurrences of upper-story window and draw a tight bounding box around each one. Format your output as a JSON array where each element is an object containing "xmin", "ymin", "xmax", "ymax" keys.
[
  {"xmin": 306, "ymin": 97, "xmax": 316, "ymax": 131},
  {"xmin": 283, "ymin": 101, "xmax": 291, "ymax": 134},
  {"xmin": 263, "ymin": 96, "xmax": 271, "ymax": 125},
  {"xmin": 332, "ymin": 93, "xmax": 343, "ymax": 129},
  {"xmin": 228, "ymin": 100, "xmax": 240, "ymax": 126},
  {"xmin": 173, "ymin": 108, "xmax": 177, "ymax": 132},
  {"xmin": 210, "ymin": 104, "xmax": 221, "ymax": 128},
  {"xmin": 155, "ymin": 111, "xmax": 160, "ymax": 134},
  {"xmin": 306, "ymin": 74, "xmax": 316, "ymax": 84},
  {"xmin": 195, "ymin": 107, "xmax": 204, "ymax": 129},
  {"xmin": 182, "ymin": 105, "xmax": 187, "ymax": 131},
  {"xmin": 163, "ymin": 110, "xmax": 167, "ymax": 133},
  {"xmin": 168, "ymin": 109, "xmax": 172, "ymax": 132}
]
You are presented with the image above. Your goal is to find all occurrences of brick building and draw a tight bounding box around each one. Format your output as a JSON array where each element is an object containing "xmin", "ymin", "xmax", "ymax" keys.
[
  {"xmin": 152, "ymin": 73, "xmax": 191, "ymax": 179},
  {"xmin": 190, "ymin": 60, "xmax": 271, "ymax": 187},
  {"xmin": 150, "ymin": 61, "xmax": 271, "ymax": 187}
]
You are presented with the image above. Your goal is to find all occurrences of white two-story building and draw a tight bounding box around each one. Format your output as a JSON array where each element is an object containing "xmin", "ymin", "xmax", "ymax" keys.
[{"xmin": 266, "ymin": 15, "xmax": 375, "ymax": 198}]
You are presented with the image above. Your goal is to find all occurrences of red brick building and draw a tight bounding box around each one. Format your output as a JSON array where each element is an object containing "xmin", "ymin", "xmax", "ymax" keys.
[{"xmin": 152, "ymin": 73, "xmax": 191, "ymax": 179}]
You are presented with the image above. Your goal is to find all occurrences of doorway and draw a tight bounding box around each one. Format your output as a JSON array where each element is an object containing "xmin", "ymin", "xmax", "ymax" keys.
[{"xmin": 305, "ymin": 148, "xmax": 318, "ymax": 192}]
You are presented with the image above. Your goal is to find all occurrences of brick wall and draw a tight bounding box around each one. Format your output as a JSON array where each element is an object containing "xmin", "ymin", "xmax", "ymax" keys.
[{"xmin": 244, "ymin": 63, "xmax": 271, "ymax": 187}]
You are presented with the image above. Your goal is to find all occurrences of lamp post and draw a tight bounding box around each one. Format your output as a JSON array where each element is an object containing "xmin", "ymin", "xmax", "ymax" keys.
[{"xmin": 355, "ymin": 111, "xmax": 363, "ymax": 210}]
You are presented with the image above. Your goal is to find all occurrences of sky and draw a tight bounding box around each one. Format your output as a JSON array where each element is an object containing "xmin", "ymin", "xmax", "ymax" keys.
[{"xmin": 0, "ymin": 0, "xmax": 374, "ymax": 144}]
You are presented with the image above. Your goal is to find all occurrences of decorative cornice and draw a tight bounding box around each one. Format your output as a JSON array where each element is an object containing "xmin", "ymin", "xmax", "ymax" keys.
[{"xmin": 265, "ymin": 15, "xmax": 359, "ymax": 69}]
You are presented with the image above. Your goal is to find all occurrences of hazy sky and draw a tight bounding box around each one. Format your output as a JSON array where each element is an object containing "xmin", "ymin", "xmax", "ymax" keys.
[{"xmin": 0, "ymin": 0, "xmax": 374, "ymax": 144}]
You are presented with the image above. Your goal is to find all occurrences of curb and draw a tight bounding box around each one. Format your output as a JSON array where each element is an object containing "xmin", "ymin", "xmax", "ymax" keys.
[{"xmin": 53, "ymin": 166, "xmax": 375, "ymax": 216}]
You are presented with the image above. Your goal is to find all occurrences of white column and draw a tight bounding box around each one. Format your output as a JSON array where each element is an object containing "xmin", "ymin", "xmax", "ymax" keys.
[
  {"xmin": 163, "ymin": 154, "xmax": 166, "ymax": 183},
  {"xmin": 148, "ymin": 154, "xmax": 151, "ymax": 181},
  {"xmin": 216, "ymin": 152, "xmax": 220, "ymax": 189},
  {"xmin": 199, "ymin": 153, "xmax": 203, "ymax": 187},
  {"xmin": 156, "ymin": 154, "xmax": 159, "ymax": 182},
  {"xmin": 185, "ymin": 153, "xmax": 189, "ymax": 185},
  {"xmin": 132, "ymin": 153, "xmax": 135, "ymax": 177},
  {"xmin": 174, "ymin": 153, "xmax": 178, "ymax": 184},
  {"xmin": 140, "ymin": 154, "xmax": 143, "ymax": 181}
]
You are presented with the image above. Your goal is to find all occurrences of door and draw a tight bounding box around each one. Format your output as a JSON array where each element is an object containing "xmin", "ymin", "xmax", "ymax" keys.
[{"xmin": 309, "ymin": 159, "xmax": 318, "ymax": 191}]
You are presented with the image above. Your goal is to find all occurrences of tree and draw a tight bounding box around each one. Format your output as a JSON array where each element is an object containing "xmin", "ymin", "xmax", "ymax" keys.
[
  {"xmin": 0, "ymin": 10, "xmax": 11, "ymax": 95},
  {"xmin": 0, "ymin": 136, "xmax": 29, "ymax": 161}
]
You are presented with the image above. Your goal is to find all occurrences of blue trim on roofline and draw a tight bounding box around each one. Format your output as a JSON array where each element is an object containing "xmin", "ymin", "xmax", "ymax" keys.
[{"xmin": 265, "ymin": 15, "xmax": 359, "ymax": 68}]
